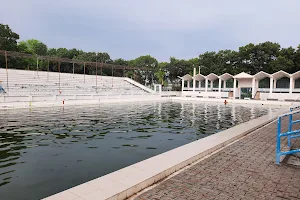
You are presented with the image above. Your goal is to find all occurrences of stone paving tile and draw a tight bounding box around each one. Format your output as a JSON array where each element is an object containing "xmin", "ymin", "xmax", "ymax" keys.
[{"xmin": 134, "ymin": 115, "xmax": 300, "ymax": 200}]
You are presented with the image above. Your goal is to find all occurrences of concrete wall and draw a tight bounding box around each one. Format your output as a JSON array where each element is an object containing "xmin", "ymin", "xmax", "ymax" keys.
[
  {"xmin": 0, "ymin": 95, "xmax": 165, "ymax": 110},
  {"xmin": 238, "ymin": 78, "xmax": 252, "ymax": 88},
  {"xmin": 260, "ymin": 93, "xmax": 300, "ymax": 101},
  {"xmin": 0, "ymin": 94, "xmax": 160, "ymax": 104},
  {"xmin": 181, "ymin": 91, "xmax": 229, "ymax": 98},
  {"xmin": 160, "ymin": 91, "xmax": 182, "ymax": 97}
]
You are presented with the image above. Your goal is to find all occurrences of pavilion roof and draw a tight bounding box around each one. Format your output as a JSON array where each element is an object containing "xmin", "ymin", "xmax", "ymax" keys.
[
  {"xmin": 233, "ymin": 72, "xmax": 253, "ymax": 79},
  {"xmin": 219, "ymin": 73, "xmax": 233, "ymax": 81},
  {"xmin": 272, "ymin": 70, "xmax": 290, "ymax": 80},
  {"xmin": 193, "ymin": 74, "xmax": 206, "ymax": 81},
  {"xmin": 181, "ymin": 74, "xmax": 193, "ymax": 81},
  {"xmin": 254, "ymin": 71, "xmax": 271, "ymax": 80},
  {"xmin": 206, "ymin": 73, "xmax": 219, "ymax": 81}
]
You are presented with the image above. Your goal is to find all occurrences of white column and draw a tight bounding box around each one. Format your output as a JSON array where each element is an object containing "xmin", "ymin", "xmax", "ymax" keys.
[
  {"xmin": 270, "ymin": 77, "xmax": 273, "ymax": 93},
  {"xmin": 193, "ymin": 78, "xmax": 195, "ymax": 92},
  {"xmin": 252, "ymin": 78, "xmax": 255, "ymax": 98},
  {"xmin": 199, "ymin": 80, "xmax": 201, "ymax": 90},
  {"xmin": 274, "ymin": 79, "xmax": 277, "ymax": 89},
  {"xmin": 187, "ymin": 80, "xmax": 190, "ymax": 91},
  {"xmin": 210, "ymin": 80, "xmax": 213, "ymax": 89},
  {"xmin": 224, "ymin": 80, "xmax": 227, "ymax": 89},
  {"xmin": 205, "ymin": 78, "xmax": 208, "ymax": 92},
  {"xmin": 218, "ymin": 79, "xmax": 222, "ymax": 93},
  {"xmin": 233, "ymin": 78, "xmax": 236, "ymax": 99},
  {"xmin": 290, "ymin": 77, "xmax": 294, "ymax": 94},
  {"xmin": 181, "ymin": 79, "xmax": 184, "ymax": 92}
]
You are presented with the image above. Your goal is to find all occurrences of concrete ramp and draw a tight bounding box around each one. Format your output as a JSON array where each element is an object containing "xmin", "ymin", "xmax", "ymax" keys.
[{"xmin": 124, "ymin": 78, "xmax": 155, "ymax": 94}]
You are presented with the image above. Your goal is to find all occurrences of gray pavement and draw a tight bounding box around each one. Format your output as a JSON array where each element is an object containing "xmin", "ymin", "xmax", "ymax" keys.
[{"xmin": 134, "ymin": 116, "xmax": 300, "ymax": 200}]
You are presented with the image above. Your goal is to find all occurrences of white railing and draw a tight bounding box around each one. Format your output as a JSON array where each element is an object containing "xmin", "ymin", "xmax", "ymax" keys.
[
  {"xmin": 194, "ymin": 88, "xmax": 205, "ymax": 91},
  {"xmin": 293, "ymin": 88, "xmax": 300, "ymax": 93},
  {"xmin": 182, "ymin": 87, "xmax": 193, "ymax": 91},
  {"xmin": 221, "ymin": 88, "xmax": 233, "ymax": 92},
  {"xmin": 273, "ymin": 88, "xmax": 289, "ymax": 93},
  {"xmin": 257, "ymin": 88, "xmax": 270, "ymax": 92},
  {"xmin": 258, "ymin": 88, "xmax": 291, "ymax": 93}
]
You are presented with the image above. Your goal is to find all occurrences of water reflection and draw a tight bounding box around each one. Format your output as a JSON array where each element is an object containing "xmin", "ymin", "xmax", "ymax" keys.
[{"xmin": 0, "ymin": 101, "xmax": 278, "ymax": 200}]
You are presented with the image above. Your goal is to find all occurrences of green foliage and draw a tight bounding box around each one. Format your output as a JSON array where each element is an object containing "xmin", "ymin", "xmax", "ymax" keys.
[
  {"xmin": 0, "ymin": 24, "xmax": 19, "ymax": 51},
  {"xmin": 167, "ymin": 57, "xmax": 193, "ymax": 80},
  {"xmin": 130, "ymin": 55, "xmax": 158, "ymax": 68},
  {"xmin": 155, "ymin": 70, "xmax": 165, "ymax": 85},
  {"xmin": 114, "ymin": 58, "xmax": 128, "ymax": 66},
  {"xmin": 18, "ymin": 39, "xmax": 48, "ymax": 55}
]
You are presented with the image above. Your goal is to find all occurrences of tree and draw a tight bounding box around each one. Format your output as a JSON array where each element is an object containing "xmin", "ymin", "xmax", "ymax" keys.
[
  {"xmin": 131, "ymin": 55, "xmax": 158, "ymax": 69},
  {"xmin": 18, "ymin": 39, "xmax": 48, "ymax": 55},
  {"xmin": 238, "ymin": 42, "xmax": 281, "ymax": 74},
  {"xmin": 168, "ymin": 57, "xmax": 193, "ymax": 81},
  {"xmin": 114, "ymin": 58, "xmax": 128, "ymax": 66},
  {"xmin": 17, "ymin": 39, "xmax": 48, "ymax": 71},
  {"xmin": 295, "ymin": 45, "xmax": 300, "ymax": 72},
  {"xmin": 269, "ymin": 56, "xmax": 294, "ymax": 73},
  {"xmin": 0, "ymin": 24, "xmax": 20, "ymax": 69},
  {"xmin": 0, "ymin": 24, "xmax": 19, "ymax": 51},
  {"xmin": 47, "ymin": 48, "xmax": 57, "ymax": 56},
  {"xmin": 96, "ymin": 52, "xmax": 112, "ymax": 63},
  {"xmin": 155, "ymin": 70, "xmax": 165, "ymax": 85},
  {"xmin": 154, "ymin": 62, "xmax": 169, "ymax": 85},
  {"xmin": 129, "ymin": 55, "xmax": 158, "ymax": 85}
]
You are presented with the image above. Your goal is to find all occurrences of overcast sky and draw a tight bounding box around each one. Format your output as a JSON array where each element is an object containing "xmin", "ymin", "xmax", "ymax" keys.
[{"xmin": 1, "ymin": 0, "xmax": 300, "ymax": 61}]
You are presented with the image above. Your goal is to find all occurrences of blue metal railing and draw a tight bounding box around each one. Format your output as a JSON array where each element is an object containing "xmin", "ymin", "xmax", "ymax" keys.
[{"xmin": 276, "ymin": 107, "xmax": 300, "ymax": 164}]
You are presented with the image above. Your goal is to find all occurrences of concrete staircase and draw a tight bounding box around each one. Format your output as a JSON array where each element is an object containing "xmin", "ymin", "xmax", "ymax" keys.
[
  {"xmin": 254, "ymin": 91, "xmax": 260, "ymax": 100},
  {"xmin": 0, "ymin": 68, "xmax": 154, "ymax": 96}
]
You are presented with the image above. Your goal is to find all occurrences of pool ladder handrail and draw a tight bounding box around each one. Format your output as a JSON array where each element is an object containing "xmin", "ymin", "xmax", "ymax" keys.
[{"xmin": 276, "ymin": 109, "xmax": 300, "ymax": 164}]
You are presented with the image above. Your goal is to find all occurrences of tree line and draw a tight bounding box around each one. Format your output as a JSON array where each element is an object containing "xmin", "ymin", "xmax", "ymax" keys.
[{"xmin": 1, "ymin": 23, "xmax": 300, "ymax": 89}]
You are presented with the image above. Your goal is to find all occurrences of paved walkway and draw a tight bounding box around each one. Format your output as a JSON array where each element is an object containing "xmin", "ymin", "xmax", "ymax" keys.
[{"xmin": 134, "ymin": 116, "xmax": 300, "ymax": 200}]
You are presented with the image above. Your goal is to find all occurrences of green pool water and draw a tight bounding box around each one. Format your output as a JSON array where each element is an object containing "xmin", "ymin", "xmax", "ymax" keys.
[{"xmin": 0, "ymin": 101, "xmax": 277, "ymax": 200}]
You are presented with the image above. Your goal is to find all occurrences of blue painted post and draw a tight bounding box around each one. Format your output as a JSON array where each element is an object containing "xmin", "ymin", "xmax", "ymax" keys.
[
  {"xmin": 276, "ymin": 117, "xmax": 282, "ymax": 164},
  {"xmin": 288, "ymin": 114, "xmax": 292, "ymax": 147}
]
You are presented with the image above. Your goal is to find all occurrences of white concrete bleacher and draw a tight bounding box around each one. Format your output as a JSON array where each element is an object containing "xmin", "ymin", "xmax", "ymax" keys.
[{"xmin": 0, "ymin": 68, "xmax": 151, "ymax": 96}]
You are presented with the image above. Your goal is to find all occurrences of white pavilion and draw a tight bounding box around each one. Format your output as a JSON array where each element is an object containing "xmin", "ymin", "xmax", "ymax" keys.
[{"xmin": 179, "ymin": 68, "xmax": 300, "ymax": 101}]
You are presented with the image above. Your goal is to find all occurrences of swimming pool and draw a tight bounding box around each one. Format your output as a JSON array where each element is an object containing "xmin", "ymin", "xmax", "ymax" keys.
[{"xmin": 0, "ymin": 101, "xmax": 278, "ymax": 200}]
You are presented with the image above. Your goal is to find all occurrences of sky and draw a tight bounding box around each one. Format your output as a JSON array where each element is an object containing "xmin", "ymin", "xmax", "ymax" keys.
[{"xmin": 1, "ymin": 0, "xmax": 300, "ymax": 61}]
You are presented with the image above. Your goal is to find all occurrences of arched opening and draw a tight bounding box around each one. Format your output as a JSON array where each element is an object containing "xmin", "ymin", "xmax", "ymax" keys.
[
  {"xmin": 213, "ymin": 81, "xmax": 219, "ymax": 88},
  {"xmin": 276, "ymin": 77, "xmax": 290, "ymax": 88},
  {"xmin": 225, "ymin": 79, "xmax": 234, "ymax": 88},
  {"xmin": 200, "ymin": 80, "xmax": 205, "ymax": 88},
  {"xmin": 258, "ymin": 77, "xmax": 270, "ymax": 88},
  {"xmin": 295, "ymin": 78, "xmax": 300, "ymax": 88},
  {"xmin": 184, "ymin": 81, "xmax": 187, "ymax": 88},
  {"xmin": 189, "ymin": 80, "xmax": 193, "ymax": 89},
  {"xmin": 195, "ymin": 80, "xmax": 199, "ymax": 88}
]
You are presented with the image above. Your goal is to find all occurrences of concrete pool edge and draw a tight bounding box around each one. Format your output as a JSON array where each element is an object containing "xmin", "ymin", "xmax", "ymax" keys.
[
  {"xmin": 42, "ymin": 108, "xmax": 288, "ymax": 200},
  {"xmin": 0, "ymin": 96, "xmax": 296, "ymax": 110},
  {"xmin": 172, "ymin": 96, "xmax": 295, "ymax": 107},
  {"xmin": 0, "ymin": 96, "xmax": 167, "ymax": 110}
]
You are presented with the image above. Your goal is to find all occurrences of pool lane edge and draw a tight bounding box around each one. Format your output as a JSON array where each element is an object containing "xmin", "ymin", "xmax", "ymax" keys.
[{"xmin": 42, "ymin": 108, "xmax": 287, "ymax": 200}]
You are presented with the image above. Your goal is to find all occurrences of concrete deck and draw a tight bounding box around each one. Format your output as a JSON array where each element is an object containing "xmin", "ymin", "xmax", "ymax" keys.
[
  {"xmin": 134, "ymin": 115, "xmax": 300, "ymax": 200},
  {"xmin": 0, "ymin": 95, "xmax": 296, "ymax": 110}
]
